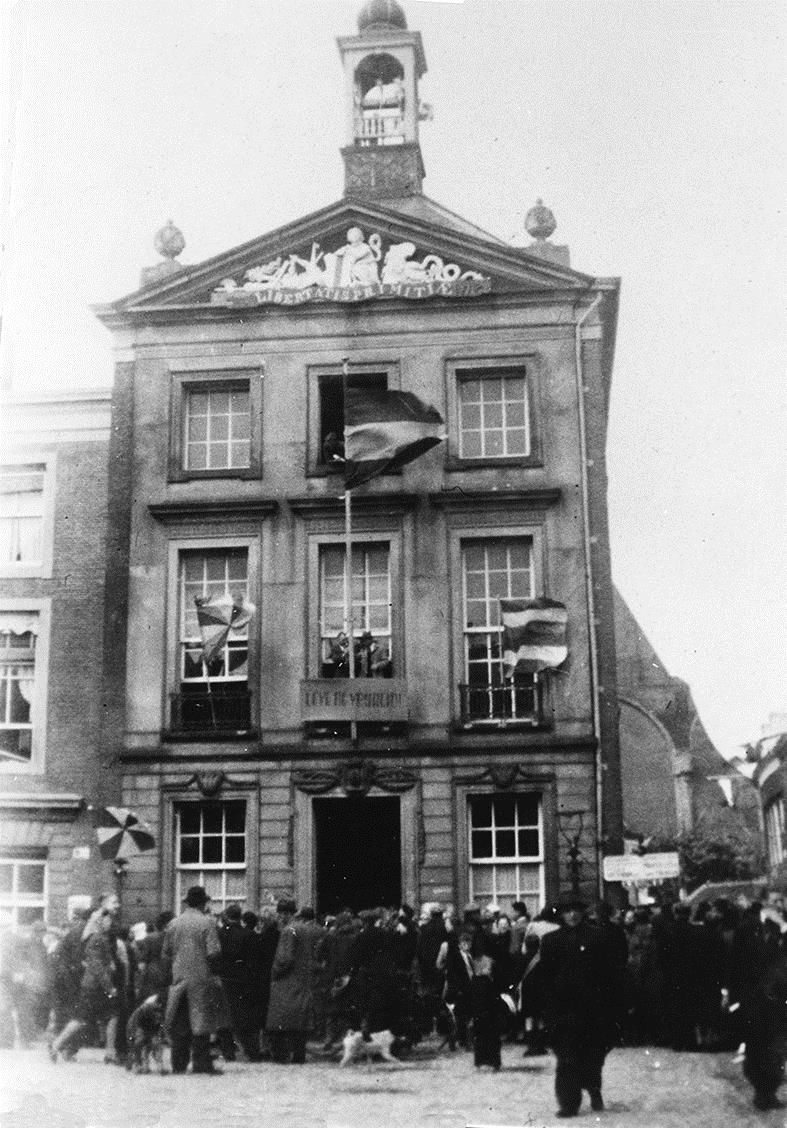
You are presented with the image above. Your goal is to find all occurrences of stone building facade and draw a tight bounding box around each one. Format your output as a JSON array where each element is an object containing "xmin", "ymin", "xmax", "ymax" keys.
[{"xmin": 89, "ymin": 2, "xmax": 622, "ymax": 921}]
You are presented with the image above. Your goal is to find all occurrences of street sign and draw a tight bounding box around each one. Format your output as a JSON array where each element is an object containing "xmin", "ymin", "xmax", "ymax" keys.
[{"xmin": 603, "ymin": 852, "xmax": 681, "ymax": 884}]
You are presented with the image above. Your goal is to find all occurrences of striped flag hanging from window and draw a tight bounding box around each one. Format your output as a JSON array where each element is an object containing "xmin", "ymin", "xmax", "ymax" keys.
[
  {"xmin": 343, "ymin": 386, "xmax": 446, "ymax": 489},
  {"xmin": 500, "ymin": 597, "xmax": 568, "ymax": 675},
  {"xmin": 194, "ymin": 595, "xmax": 255, "ymax": 666}
]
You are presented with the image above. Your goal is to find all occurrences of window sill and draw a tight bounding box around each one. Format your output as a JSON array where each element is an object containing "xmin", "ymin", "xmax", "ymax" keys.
[
  {"xmin": 452, "ymin": 719, "xmax": 552, "ymax": 734},
  {"xmin": 167, "ymin": 467, "xmax": 261, "ymax": 483},
  {"xmin": 161, "ymin": 728, "xmax": 259, "ymax": 744},
  {"xmin": 445, "ymin": 457, "xmax": 543, "ymax": 472}
]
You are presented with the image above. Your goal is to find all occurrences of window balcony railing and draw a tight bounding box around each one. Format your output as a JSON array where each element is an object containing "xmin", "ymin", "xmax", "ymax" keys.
[
  {"xmin": 168, "ymin": 688, "xmax": 253, "ymax": 737},
  {"xmin": 458, "ymin": 678, "xmax": 543, "ymax": 729},
  {"xmin": 354, "ymin": 112, "xmax": 405, "ymax": 146}
]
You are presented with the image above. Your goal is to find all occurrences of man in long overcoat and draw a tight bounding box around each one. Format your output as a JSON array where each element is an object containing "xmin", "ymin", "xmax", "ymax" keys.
[
  {"xmin": 266, "ymin": 900, "xmax": 322, "ymax": 1063},
  {"xmin": 539, "ymin": 895, "xmax": 616, "ymax": 1118},
  {"xmin": 162, "ymin": 886, "xmax": 229, "ymax": 1074}
]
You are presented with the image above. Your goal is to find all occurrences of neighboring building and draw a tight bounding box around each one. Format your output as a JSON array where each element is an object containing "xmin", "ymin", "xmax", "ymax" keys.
[
  {"xmin": 615, "ymin": 587, "xmax": 760, "ymax": 845},
  {"xmin": 87, "ymin": 1, "xmax": 623, "ymax": 919},
  {"xmin": 0, "ymin": 391, "xmax": 114, "ymax": 926},
  {"xmin": 749, "ymin": 715, "xmax": 787, "ymax": 874}
]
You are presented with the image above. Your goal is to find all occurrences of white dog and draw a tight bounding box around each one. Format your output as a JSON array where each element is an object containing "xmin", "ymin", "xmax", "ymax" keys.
[{"xmin": 339, "ymin": 1028, "xmax": 398, "ymax": 1067}]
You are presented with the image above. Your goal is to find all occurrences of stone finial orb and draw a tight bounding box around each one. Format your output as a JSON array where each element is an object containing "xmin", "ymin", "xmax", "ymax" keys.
[
  {"xmin": 525, "ymin": 199, "xmax": 557, "ymax": 242},
  {"xmin": 358, "ymin": 0, "xmax": 408, "ymax": 33},
  {"xmin": 154, "ymin": 219, "xmax": 185, "ymax": 260}
]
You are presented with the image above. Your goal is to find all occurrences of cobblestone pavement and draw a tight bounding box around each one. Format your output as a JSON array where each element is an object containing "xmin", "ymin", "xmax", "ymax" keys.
[{"xmin": 0, "ymin": 1040, "xmax": 784, "ymax": 1128}]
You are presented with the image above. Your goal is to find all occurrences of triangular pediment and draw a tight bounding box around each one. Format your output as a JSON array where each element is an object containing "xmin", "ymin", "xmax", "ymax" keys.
[{"xmin": 101, "ymin": 198, "xmax": 595, "ymax": 317}]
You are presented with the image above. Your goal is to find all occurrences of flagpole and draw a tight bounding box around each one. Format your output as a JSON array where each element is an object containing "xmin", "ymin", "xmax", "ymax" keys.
[
  {"xmin": 342, "ymin": 358, "xmax": 357, "ymax": 745},
  {"xmin": 202, "ymin": 658, "xmax": 217, "ymax": 728}
]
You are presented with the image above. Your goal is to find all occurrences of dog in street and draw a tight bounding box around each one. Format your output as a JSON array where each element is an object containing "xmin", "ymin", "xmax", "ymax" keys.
[
  {"xmin": 339, "ymin": 1027, "xmax": 398, "ymax": 1066},
  {"xmin": 126, "ymin": 994, "xmax": 167, "ymax": 1074}
]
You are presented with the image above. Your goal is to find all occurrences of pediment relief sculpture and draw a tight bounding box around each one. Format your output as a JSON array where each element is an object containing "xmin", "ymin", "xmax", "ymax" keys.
[{"xmin": 211, "ymin": 226, "xmax": 490, "ymax": 307}]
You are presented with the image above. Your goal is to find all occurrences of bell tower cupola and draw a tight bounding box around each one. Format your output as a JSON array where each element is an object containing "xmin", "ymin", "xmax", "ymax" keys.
[{"xmin": 338, "ymin": 1, "xmax": 428, "ymax": 199}]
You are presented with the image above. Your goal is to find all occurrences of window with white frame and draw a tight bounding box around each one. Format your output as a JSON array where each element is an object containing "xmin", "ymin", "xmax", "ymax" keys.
[
  {"xmin": 174, "ymin": 801, "xmax": 246, "ymax": 913},
  {"xmin": 457, "ymin": 368, "xmax": 530, "ymax": 460},
  {"xmin": 183, "ymin": 386, "xmax": 251, "ymax": 471},
  {"xmin": 0, "ymin": 619, "xmax": 37, "ymax": 762},
  {"xmin": 765, "ymin": 798, "xmax": 785, "ymax": 869},
  {"xmin": 468, "ymin": 794, "xmax": 544, "ymax": 917},
  {"xmin": 319, "ymin": 543, "xmax": 393, "ymax": 677},
  {"xmin": 175, "ymin": 549, "xmax": 250, "ymax": 731},
  {"xmin": 0, "ymin": 858, "xmax": 47, "ymax": 927},
  {"xmin": 180, "ymin": 549, "xmax": 249, "ymax": 686},
  {"xmin": 461, "ymin": 539, "xmax": 538, "ymax": 722},
  {"xmin": 0, "ymin": 466, "xmax": 45, "ymax": 566}
]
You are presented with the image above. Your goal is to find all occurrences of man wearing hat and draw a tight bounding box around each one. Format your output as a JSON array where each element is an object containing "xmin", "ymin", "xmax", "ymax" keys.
[
  {"xmin": 162, "ymin": 886, "xmax": 229, "ymax": 1074},
  {"xmin": 538, "ymin": 894, "xmax": 615, "ymax": 1118}
]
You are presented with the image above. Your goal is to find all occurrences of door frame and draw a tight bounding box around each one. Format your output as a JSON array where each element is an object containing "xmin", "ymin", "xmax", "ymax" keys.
[{"xmin": 294, "ymin": 786, "xmax": 418, "ymax": 910}]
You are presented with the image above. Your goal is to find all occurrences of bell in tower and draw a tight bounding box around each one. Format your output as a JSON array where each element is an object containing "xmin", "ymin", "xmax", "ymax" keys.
[{"xmin": 337, "ymin": 1, "xmax": 428, "ymax": 199}]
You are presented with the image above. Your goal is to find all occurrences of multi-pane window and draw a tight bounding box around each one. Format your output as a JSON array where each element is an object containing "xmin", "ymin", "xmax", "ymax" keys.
[
  {"xmin": 175, "ymin": 801, "xmax": 246, "ymax": 912},
  {"xmin": 468, "ymin": 794, "xmax": 544, "ymax": 917},
  {"xmin": 184, "ymin": 387, "xmax": 250, "ymax": 471},
  {"xmin": 461, "ymin": 539, "xmax": 537, "ymax": 722},
  {"xmin": 765, "ymin": 798, "xmax": 785, "ymax": 869},
  {"xmin": 179, "ymin": 550, "xmax": 249, "ymax": 685},
  {"xmin": 0, "ymin": 859, "xmax": 46, "ymax": 927},
  {"xmin": 0, "ymin": 466, "xmax": 45, "ymax": 565},
  {"xmin": 457, "ymin": 368, "xmax": 530, "ymax": 459},
  {"xmin": 0, "ymin": 627, "xmax": 36, "ymax": 762},
  {"xmin": 320, "ymin": 544, "xmax": 392, "ymax": 676}
]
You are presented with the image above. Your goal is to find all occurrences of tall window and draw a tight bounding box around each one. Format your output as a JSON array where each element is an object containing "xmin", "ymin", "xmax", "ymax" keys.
[
  {"xmin": 318, "ymin": 371, "xmax": 387, "ymax": 467},
  {"xmin": 468, "ymin": 794, "xmax": 544, "ymax": 916},
  {"xmin": 461, "ymin": 539, "xmax": 537, "ymax": 722},
  {"xmin": 765, "ymin": 798, "xmax": 785, "ymax": 869},
  {"xmin": 183, "ymin": 386, "xmax": 250, "ymax": 471},
  {"xmin": 175, "ymin": 549, "xmax": 250, "ymax": 730},
  {"xmin": 0, "ymin": 858, "xmax": 47, "ymax": 926},
  {"xmin": 457, "ymin": 368, "xmax": 530, "ymax": 459},
  {"xmin": 175, "ymin": 801, "xmax": 246, "ymax": 912},
  {"xmin": 0, "ymin": 466, "xmax": 45, "ymax": 565},
  {"xmin": 0, "ymin": 625, "xmax": 36, "ymax": 762},
  {"xmin": 319, "ymin": 544, "xmax": 392, "ymax": 676}
]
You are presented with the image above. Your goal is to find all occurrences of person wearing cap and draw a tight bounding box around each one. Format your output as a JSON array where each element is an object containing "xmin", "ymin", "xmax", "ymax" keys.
[
  {"xmin": 266, "ymin": 900, "xmax": 322, "ymax": 1063},
  {"xmin": 538, "ymin": 895, "xmax": 614, "ymax": 1118},
  {"xmin": 162, "ymin": 886, "xmax": 228, "ymax": 1074}
]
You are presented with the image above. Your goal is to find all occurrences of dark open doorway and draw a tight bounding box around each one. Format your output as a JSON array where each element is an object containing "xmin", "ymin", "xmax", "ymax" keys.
[{"xmin": 313, "ymin": 796, "xmax": 401, "ymax": 915}]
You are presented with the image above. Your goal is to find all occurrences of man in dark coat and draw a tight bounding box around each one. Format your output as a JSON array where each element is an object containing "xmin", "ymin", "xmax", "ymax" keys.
[
  {"xmin": 162, "ymin": 886, "xmax": 228, "ymax": 1074},
  {"xmin": 539, "ymin": 895, "xmax": 614, "ymax": 1118},
  {"xmin": 266, "ymin": 901, "xmax": 322, "ymax": 1063}
]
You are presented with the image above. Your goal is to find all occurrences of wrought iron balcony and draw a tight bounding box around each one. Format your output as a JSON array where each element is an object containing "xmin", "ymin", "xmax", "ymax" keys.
[
  {"xmin": 458, "ymin": 678, "xmax": 543, "ymax": 729},
  {"xmin": 168, "ymin": 688, "xmax": 253, "ymax": 737}
]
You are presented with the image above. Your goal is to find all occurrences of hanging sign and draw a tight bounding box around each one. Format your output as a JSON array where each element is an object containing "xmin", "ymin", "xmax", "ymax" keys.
[
  {"xmin": 300, "ymin": 678, "xmax": 409, "ymax": 722},
  {"xmin": 603, "ymin": 852, "xmax": 681, "ymax": 884}
]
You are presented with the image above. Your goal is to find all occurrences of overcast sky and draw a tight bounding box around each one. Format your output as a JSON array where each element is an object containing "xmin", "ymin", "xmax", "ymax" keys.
[{"xmin": 2, "ymin": 0, "xmax": 785, "ymax": 760}]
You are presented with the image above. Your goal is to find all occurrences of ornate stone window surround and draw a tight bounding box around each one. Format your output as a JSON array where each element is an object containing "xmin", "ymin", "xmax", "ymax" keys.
[
  {"xmin": 444, "ymin": 353, "xmax": 544, "ymax": 471},
  {"xmin": 167, "ymin": 358, "xmax": 264, "ymax": 483},
  {"xmin": 160, "ymin": 773, "xmax": 260, "ymax": 916},
  {"xmin": 0, "ymin": 597, "xmax": 51, "ymax": 776},
  {"xmin": 446, "ymin": 518, "xmax": 548, "ymax": 729},
  {"xmin": 164, "ymin": 535, "xmax": 261, "ymax": 736},
  {"xmin": 305, "ymin": 358, "xmax": 400, "ymax": 478},
  {"xmin": 0, "ymin": 453, "xmax": 56, "ymax": 580},
  {"xmin": 453, "ymin": 770, "xmax": 560, "ymax": 912},
  {"xmin": 307, "ymin": 527, "xmax": 403, "ymax": 680}
]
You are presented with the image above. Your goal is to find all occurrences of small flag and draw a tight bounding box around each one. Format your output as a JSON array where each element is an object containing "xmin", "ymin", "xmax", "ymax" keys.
[
  {"xmin": 194, "ymin": 594, "xmax": 255, "ymax": 666},
  {"xmin": 344, "ymin": 386, "xmax": 446, "ymax": 489},
  {"xmin": 501, "ymin": 597, "xmax": 568, "ymax": 675},
  {"xmin": 96, "ymin": 806, "xmax": 156, "ymax": 860}
]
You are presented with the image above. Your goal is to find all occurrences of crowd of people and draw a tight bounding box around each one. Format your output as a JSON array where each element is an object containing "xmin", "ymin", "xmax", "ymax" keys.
[{"xmin": 1, "ymin": 886, "xmax": 786, "ymax": 1114}]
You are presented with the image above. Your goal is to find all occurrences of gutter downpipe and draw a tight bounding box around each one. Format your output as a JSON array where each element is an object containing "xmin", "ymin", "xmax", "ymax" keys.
[{"xmin": 574, "ymin": 291, "xmax": 605, "ymax": 898}]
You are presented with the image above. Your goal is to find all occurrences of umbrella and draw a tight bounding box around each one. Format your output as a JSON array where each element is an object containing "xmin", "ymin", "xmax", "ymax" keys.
[{"xmin": 96, "ymin": 806, "xmax": 156, "ymax": 860}]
